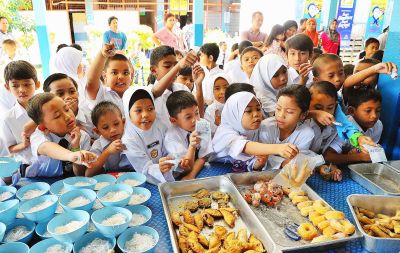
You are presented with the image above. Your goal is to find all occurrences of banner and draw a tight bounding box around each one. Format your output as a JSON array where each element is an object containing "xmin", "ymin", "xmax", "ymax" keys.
[
  {"xmin": 364, "ymin": 0, "xmax": 388, "ymax": 39},
  {"xmin": 303, "ymin": 0, "xmax": 324, "ymax": 30},
  {"xmin": 169, "ymin": 0, "xmax": 189, "ymax": 15},
  {"xmin": 336, "ymin": 0, "xmax": 357, "ymax": 48}
]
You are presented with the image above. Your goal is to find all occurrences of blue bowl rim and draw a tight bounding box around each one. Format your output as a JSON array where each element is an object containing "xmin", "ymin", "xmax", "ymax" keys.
[
  {"xmin": 0, "ymin": 241, "xmax": 29, "ymax": 251},
  {"xmin": 73, "ymin": 231, "xmax": 116, "ymax": 252},
  {"xmin": 96, "ymin": 184, "xmax": 133, "ymax": 203},
  {"xmin": 91, "ymin": 206, "xmax": 133, "ymax": 226},
  {"xmin": 59, "ymin": 189, "xmax": 96, "ymax": 205},
  {"xmin": 19, "ymin": 194, "xmax": 58, "ymax": 214},
  {"xmin": 63, "ymin": 177, "xmax": 97, "ymax": 186},
  {"xmin": 3, "ymin": 218, "xmax": 35, "ymax": 243},
  {"xmin": 47, "ymin": 210, "xmax": 90, "ymax": 235},
  {"xmin": 117, "ymin": 226, "xmax": 159, "ymax": 253},
  {"xmin": 116, "ymin": 172, "xmax": 146, "ymax": 185},
  {"xmin": 93, "ymin": 174, "xmax": 117, "ymax": 182},
  {"xmin": 30, "ymin": 237, "xmax": 73, "ymax": 253},
  {"xmin": 16, "ymin": 182, "xmax": 50, "ymax": 200}
]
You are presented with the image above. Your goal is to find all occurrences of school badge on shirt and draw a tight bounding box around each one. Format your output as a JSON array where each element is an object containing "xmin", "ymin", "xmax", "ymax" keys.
[{"xmin": 150, "ymin": 149, "xmax": 158, "ymax": 158}]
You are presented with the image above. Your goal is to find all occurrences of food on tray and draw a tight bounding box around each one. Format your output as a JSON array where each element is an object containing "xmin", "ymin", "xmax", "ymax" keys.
[
  {"xmin": 183, "ymin": 209, "xmax": 195, "ymax": 225},
  {"xmin": 198, "ymin": 198, "xmax": 212, "ymax": 208},
  {"xmin": 203, "ymin": 212, "xmax": 214, "ymax": 227},
  {"xmin": 280, "ymin": 159, "xmax": 312, "ymax": 187},
  {"xmin": 297, "ymin": 223, "xmax": 318, "ymax": 241},
  {"xmin": 194, "ymin": 213, "xmax": 204, "ymax": 230},
  {"xmin": 325, "ymin": 210, "xmax": 345, "ymax": 220},
  {"xmin": 354, "ymin": 206, "xmax": 400, "ymax": 238},
  {"xmin": 242, "ymin": 180, "xmax": 284, "ymax": 207},
  {"xmin": 219, "ymin": 209, "xmax": 236, "ymax": 228},
  {"xmin": 172, "ymin": 211, "xmax": 183, "ymax": 226},
  {"xmin": 313, "ymin": 200, "xmax": 331, "ymax": 215},
  {"xmin": 184, "ymin": 200, "xmax": 199, "ymax": 212},
  {"xmin": 192, "ymin": 189, "xmax": 210, "ymax": 199},
  {"xmin": 204, "ymin": 209, "xmax": 222, "ymax": 218},
  {"xmin": 211, "ymin": 191, "xmax": 230, "ymax": 201}
]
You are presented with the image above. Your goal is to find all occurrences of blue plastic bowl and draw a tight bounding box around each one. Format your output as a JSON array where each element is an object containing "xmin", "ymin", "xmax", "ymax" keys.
[
  {"xmin": 0, "ymin": 199, "xmax": 19, "ymax": 225},
  {"xmin": 59, "ymin": 189, "xmax": 96, "ymax": 211},
  {"xmin": 125, "ymin": 205, "xmax": 152, "ymax": 227},
  {"xmin": 0, "ymin": 186, "xmax": 16, "ymax": 202},
  {"xmin": 35, "ymin": 220, "xmax": 52, "ymax": 240},
  {"xmin": 97, "ymin": 184, "xmax": 133, "ymax": 207},
  {"xmin": 2, "ymin": 218, "xmax": 35, "ymax": 243},
  {"xmin": 116, "ymin": 172, "xmax": 146, "ymax": 188},
  {"xmin": 73, "ymin": 231, "xmax": 116, "ymax": 253},
  {"xmin": 117, "ymin": 226, "xmax": 159, "ymax": 253},
  {"xmin": 63, "ymin": 177, "xmax": 97, "ymax": 191},
  {"xmin": 0, "ymin": 222, "xmax": 5, "ymax": 242},
  {"xmin": 129, "ymin": 187, "xmax": 151, "ymax": 206},
  {"xmin": 91, "ymin": 206, "xmax": 132, "ymax": 237},
  {"xmin": 47, "ymin": 210, "xmax": 89, "ymax": 243},
  {"xmin": 30, "ymin": 238, "xmax": 73, "ymax": 253},
  {"xmin": 19, "ymin": 195, "xmax": 58, "ymax": 222},
  {"xmin": 0, "ymin": 242, "xmax": 29, "ymax": 253},
  {"xmin": 0, "ymin": 157, "xmax": 21, "ymax": 177},
  {"xmin": 16, "ymin": 182, "xmax": 50, "ymax": 201},
  {"xmin": 93, "ymin": 174, "xmax": 116, "ymax": 191},
  {"xmin": 50, "ymin": 180, "xmax": 69, "ymax": 196}
]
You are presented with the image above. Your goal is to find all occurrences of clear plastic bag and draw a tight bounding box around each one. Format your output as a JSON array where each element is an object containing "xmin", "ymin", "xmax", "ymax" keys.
[{"xmin": 278, "ymin": 153, "xmax": 317, "ymax": 188}]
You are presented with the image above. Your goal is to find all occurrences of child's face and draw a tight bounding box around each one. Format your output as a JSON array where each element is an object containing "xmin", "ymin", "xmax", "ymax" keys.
[
  {"xmin": 129, "ymin": 98, "xmax": 156, "ymax": 131},
  {"xmin": 351, "ymin": 100, "xmax": 381, "ymax": 131},
  {"xmin": 285, "ymin": 26, "xmax": 297, "ymax": 38},
  {"xmin": 241, "ymin": 98, "xmax": 263, "ymax": 130},
  {"xmin": 6, "ymin": 79, "xmax": 39, "ymax": 107},
  {"xmin": 314, "ymin": 60, "xmax": 344, "ymax": 91},
  {"xmin": 94, "ymin": 111, "xmax": 125, "ymax": 141},
  {"xmin": 109, "ymin": 19, "xmax": 118, "ymax": 32},
  {"xmin": 40, "ymin": 96, "xmax": 76, "ymax": 136},
  {"xmin": 3, "ymin": 44, "xmax": 16, "ymax": 58},
  {"xmin": 354, "ymin": 62, "xmax": 378, "ymax": 87},
  {"xmin": 309, "ymin": 90, "xmax": 336, "ymax": 116},
  {"xmin": 213, "ymin": 78, "xmax": 229, "ymax": 104},
  {"xmin": 365, "ymin": 43, "xmax": 379, "ymax": 58},
  {"xmin": 287, "ymin": 48, "xmax": 310, "ymax": 71},
  {"xmin": 271, "ymin": 66, "xmax": 288, "ymax": 90},
  {"xmin": 176, "ymin": 74, "xmax": 194, "ymax": 91},
  {"xmin": 199, "ymin": 52, "xmax": 212, "ymax": 66},
  {"xmin": 241, "ymin": 51, "xmax": 261, "ymax": 78},
  {"xmin": 48, "ymin": 78, "xmax": 79, "ymax": 115},
  {"xmin": 171, "ymin": 105, "xmax": 200, "ymax": 132},
  {"xmin": 104, "ymin": 60, "xmax": 131, "ymax": 97},
  {"xmin": 151, "ymin": 55, "xmax": 177, "ymax": 81},
  {"xmin": 275, "ymin": 96, "xmax": 306, "ymax": 131}
]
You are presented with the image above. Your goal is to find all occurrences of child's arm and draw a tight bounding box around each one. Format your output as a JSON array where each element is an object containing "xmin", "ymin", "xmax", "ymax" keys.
[
  {"xmin": 182, "ymin": 157, "xmax": 206, "ymax": 180},
  {"xmin": 37, "ymin": 142, "xmax": 97, "ymax": 166},
  {"xmin": 298, "ymin": 63, "xmax": 313, "ymax": 86},
  {"xmin": 151, "ymin": 51, "xmax": 198, "ymax": 98},
  {"xmin": 344, "ymin": 62, "xmax": 398, "ymax": 89},
  {"xmin": 243, "ymin": 142, "xmax": 299, "ymax": 159},
  {"xmin": 86, "ymin": 43, "xmax": 116, "ymax": 100},
  {"xmin": 8, "ymin": 133, "xmax": 30, "ymax": 153},
  {"xmin": 323, "ymin": 147, "xmax": 370, "ymax": 165},
  {"xmin": 193, "ymin": 65, "xmax": 205, "ymax": 118}
]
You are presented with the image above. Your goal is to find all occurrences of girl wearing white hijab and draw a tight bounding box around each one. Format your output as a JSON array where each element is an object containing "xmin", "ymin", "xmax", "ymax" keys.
[
  {"xmin": 204, "ymin": 73, "xmax": 231, "ymax": 136},
  {"xmin": 212, "ymin": 91, "xmax": 299, "ymax": 171},
  {"xmin": 122, "ymin": 87, "xmax": 175, "ymax": 185},
  {"xmin": 250, "ymin": 54, "xmax": 292, "ymax": 116}
]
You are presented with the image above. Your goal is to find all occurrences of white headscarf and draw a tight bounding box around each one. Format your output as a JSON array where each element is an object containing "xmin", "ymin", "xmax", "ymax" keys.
[
  {"xmin": 53, "ymin": 47, "xmax": 83, "ymax": 81},
  {"xmin": 203, "ymin": 72, "xmax": 231, "ymax": 102}
]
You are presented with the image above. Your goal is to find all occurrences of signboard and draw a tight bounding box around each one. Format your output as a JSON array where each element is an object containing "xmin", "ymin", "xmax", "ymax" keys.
[
  {"xmin": 169, "ymin": 0, "xmax": 189, "ymax": 15},
  {"xmin": 336, "ymin": 0, "xmax": 357, "ymax": 48},
  {"xmin": 364, "ymin": 0, "xmax": 388, "ymax": 39},
  {"xmin": 303, "ymin": 0, "xmax": 324, "ymax": 30}
]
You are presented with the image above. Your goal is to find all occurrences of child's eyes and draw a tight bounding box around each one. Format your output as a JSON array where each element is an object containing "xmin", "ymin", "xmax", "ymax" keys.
[
  {"xmin": 123, "ymin": 71, "xmax": 130, "ymax": 75},
  {"xmin": 103, "ymin": 126, "xmax": 109, "ymax": 130}
]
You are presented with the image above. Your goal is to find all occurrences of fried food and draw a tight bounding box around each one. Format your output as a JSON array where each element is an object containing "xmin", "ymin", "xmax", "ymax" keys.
[
  {"xmin": 197, "ymin": 233, "xmax": 209, "ymax": 248},
  {"xmin": 208, "ymin": 232, "xmax": 221, "ymax": 249},
  {"xmin": 211, "ymin": 191, "xmax": 229, "ymax": 201},
  {"xmin": 217, "ymin": 198, "xmax": 229, "ymax": 208},
  {"xmin": 297, "ymin": 223, "xmax": 318, "ymax": 241},
  {"xmin": 172, "ymin": 211, "xmax": 182, "ymax": 226},
  {"xmin": 194, "ymin": 213, "xmax": 204, "ymax": 230},
  {"xmin": 184, "ymin": 223, "xmax": 201, "ymax": 233},
  {"xmin": 358, "ymin": 207, "xmax": 375, "ymax": 218},
  {"xmin": 179, "ymin": 225, "xmax": 190, "ymax": 237},
  {"xmin": 248, "ymin": 234, "xmax": 264, "ymax": 252},
  {"xmin": 292, "ymin": 195, "xmax": 309, "ymax": 204},
  {"xmin": 236, "ymin": 228, "xmax": 247, "ymax": 242},
  {"xmin": 297, "ymin": 200, "xmax": 313, "ymax": 210},
  {"xmin": 192, "ymin": 189, "xmax": 210, "ymax": 199},
  {"xmin": 324, "ymin": 210, "xmax": 345, "ymax": 220},
  {"xmin": 185, "ymin": 200, "xmax": 199, "ymax": 212},
  {"xmin": 198, "ymin": 198, "xmax": 212, "ymax": 208},
  {"xmin": 313, "ymin": 200, "xmax": 331, "ymax": 215},
  {"xmin": 188, "ymin": 231, "xmax": 205, "ymax": 253},
  {"xmin": 179, "ymin": 235, "xmax": 189, "ymax": 253},
  {"xmin": 214, "ymin": 225, "xmax": 227, "ymax": 239},
  {"xmin": 183, "ymin": 209, "xmax": 195, "ymax": 225},
  {"xmin": 203, "ymin": 213, "xmax": 214, "ymax": 227},
  {"xmin": 220, "ymin": 209, "xmax": 236, "ymax": 228},
  {"xmin": 204, "ymin": 209, "xmax": 222, "ymax": 218}
]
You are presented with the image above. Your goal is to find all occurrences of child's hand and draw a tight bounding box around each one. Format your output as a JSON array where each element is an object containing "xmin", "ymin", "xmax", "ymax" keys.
[
  {"xmin": 179, "ymin": 158, "xmax": 191, "ymax": 170},
  {"xmin": 298, "ymin": 63, "xmax": 313, "ymax": 85},
  {"xmin": 106, "ymin": 139, "xmax": 126, "ymax": 155},
  {"xmin": 178, "ymin": 51, "xmax": 197, "ymax": 69},
  {"xmin": 253, "ymin": 155, "xmax": 268, "ymax": 171},
  {"xmin": 276, "ymin": 143, "xmax": 299, "ymax": 159},
  {"xmin": 21, "ymin": 132, "xmax": 30, "ymax": 149},
  {"xmin": 214, "ymin": 110, "xmax": 221, "ymax": 126},
  {"xmin": 70, "ymin": 150, "xmax": 97, "ymax": 168},
  {"xmin": 189, "ymin": 131, "xmax": 201, "ymax": 148},
  {"xmin": 331, "ymin": 165, "xmax": 342, "ymax": 181},
  {"xmin": 159, "ymin": 156, "xmax": 174, "ymax": 173},
  {"xmin": 101, "ymin": 42, "xmax": 116, "ymax": 58},
  {"xmin": 359, "ymin": 150, "xmax": 371, "ymax": 162},
  {"xmin": 70, "ymin": 126, "xmax": 81, "ymax": 149},
  {"xmin": 358, "ymin": 135, "xmax": 377, "ymax": 153},
  {"xmin": 318, "ymin": 164, "xmax": 342, "ymax": 181},
  {"xmin": 373, "ymin": 62, "xmax": 398, "ymax": 75},
  {"xmin": 192, "ymin": 65, "xmax": 205, "ymax": 85},
  {"xmin": 313, "ymin": 110, "xmax": 335, "ymax": 126}
]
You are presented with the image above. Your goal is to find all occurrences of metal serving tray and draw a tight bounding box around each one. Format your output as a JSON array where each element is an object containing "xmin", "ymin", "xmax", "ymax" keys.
[
  {"xmin": 159, "ymin": 176, "xmax": 277, "ymax": 253},
  {"xmin": 348, "ymin": 163, "xmax": 400, "ymax": 195},
  {"xmin": 347, "ymin": 194, "xmax": 400, "ymax": 253},
  {"xmin": 227, "ymin": 171, "xmax": 362, "ymax": 252}
]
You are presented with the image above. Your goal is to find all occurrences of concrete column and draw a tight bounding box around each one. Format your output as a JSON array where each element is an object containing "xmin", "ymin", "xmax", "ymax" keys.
[
  {"xmin": 193, "ymin": 0, "xmax": 204, "ymax": 46},
  {"xmin": 85, "ymin": 0, "xmax": 94, "ymax": 25},
  {"xmin": 156, "ymin": 0, "xmax": 164, "ymax": 31}
]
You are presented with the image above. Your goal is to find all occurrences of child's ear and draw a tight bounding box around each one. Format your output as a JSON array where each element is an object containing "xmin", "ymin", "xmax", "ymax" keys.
[
  {"xmin": 92, "ymin": 127, "xmax": 101, "ymax": 136},
  {"xmin": 209, "ymin": 55, "xmax": 214, "ymax": 62},
  {"xmin": 4, "ymin": 83, "xmax": 10, "ymax": 91},
  {"xmin": 300, "ymin": 111, "xmax": 308, "ymax": 122},
  {"xmin": 347, "ymin": 106, "xmax": 355, "ymax": 116},
  {"xmin": 169, "ymin": 116, "xmax": 177, "ymax": 124},
  {"xmin": 38, "ymin": 123, "xmax": 50, "ymax": 134},
  {"xmin": 150, "ymin": 65, "xmax": 157, "ymax": 76},
  {"xmin": 35, "ymin": 81, "xmax": 41, "ymax": 90}
]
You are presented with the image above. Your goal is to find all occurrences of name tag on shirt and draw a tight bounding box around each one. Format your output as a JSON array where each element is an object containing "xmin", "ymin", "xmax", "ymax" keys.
[{"xmin": 147, "ymin": 141, "xmax": 160, "ymax": 149}]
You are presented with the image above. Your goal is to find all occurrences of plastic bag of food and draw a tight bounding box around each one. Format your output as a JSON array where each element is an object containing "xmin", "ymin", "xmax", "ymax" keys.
[{"xmin": 278, "ymin": 153, "xmax": 318, "ymax": 188}]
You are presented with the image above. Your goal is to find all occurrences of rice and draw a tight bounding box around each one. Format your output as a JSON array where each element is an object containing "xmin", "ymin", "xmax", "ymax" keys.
[
  {"xmin": 101, "ymin": 191, "xmax": 129, "ymax": 202},
  {"xmin": 122, "ymin": 179, "xmax": 141, "ymax": 187},
  {"xmin": 101, "ymin": 213, "xmax": 126, "ymax": 226},
  {"xmin": 27, "ymin": 199, "xmax": 54, "ymax": 213},
  {"xmin": 129, "ymin": 213, "xmax": 146, "ymax": 226},
  {"xmin": 79, "ymin": 238, "xmax": 111, "ymax": 253},
  {"xmin": 73, "ymin": 182, "xmax": 91, "ymax": 187},
  {"xmin": 22, "ymin": 189, "xmax": 46, "ymax": 200},
  {"xmin": 45, "ymin": 244, "xmax": 70, "ymax": 253},
  {"xmin": 93, "ymin": 199, "xmax": 103, "ymax": 210},
  {"xmin": 55, "ymin": 220, "xmax": 85, "ymax": 234},
  {"xmin": 94, "ymin": 182, "xmax": 110, "ymax": 191},
  {"xmin": 125, "ymin": 233, "xmax": 155, "ymax": 252},
  {"xmin": 129, "ymin": 194, "xmax": 147, "ymax": 205},
  {"xmin": 67, "ymin": 196, "xmax": 90, "ymax": 208},
  {"xmin": 4, "ymin": 226, "xmax": 30, "ymax": 242},
  {"xmin": 0, "ymin": 191, "xmax": 13, "ymax": 201}
]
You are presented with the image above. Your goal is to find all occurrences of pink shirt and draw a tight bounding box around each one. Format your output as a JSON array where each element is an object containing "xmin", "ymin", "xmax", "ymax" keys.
[
  {"xmin": 321, "ymin": 32, "xmax": 341, "ymax": 54},
  {"xmin": 241, "ymin": 29, "xmax": 268, "ymax": 43},
  {"xmin": 154, "ymin": 27, "xmax": 180, "ymax": 50}
]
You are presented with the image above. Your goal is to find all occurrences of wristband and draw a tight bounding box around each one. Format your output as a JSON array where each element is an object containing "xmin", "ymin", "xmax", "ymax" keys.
[
  {"xmin": 71, "ymin": 147, "xmax": 80, "ymax": 152},
  {"xmin": 349, "ymin": 132, "xmax": 363, "ymax": 149}
]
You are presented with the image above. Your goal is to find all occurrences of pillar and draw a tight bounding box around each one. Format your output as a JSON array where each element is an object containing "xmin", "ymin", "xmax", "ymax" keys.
[
  {"xmin": 85, "ymin": 0, "xmax": 94, "ymax": 25},
  {"xmin": 156, "ymin": 0, "xmax": 164, "ymax": 31},
  {"xmin": 325, "ymin": 0, "xmax": 339, "ymax": 28},
  {"xmin": 193, "ymin": 0, "xmax": 204, "ymax": 46},
  {"xmin": 32, "ymin": 0, "xmax": 51, "ymax": 79}
]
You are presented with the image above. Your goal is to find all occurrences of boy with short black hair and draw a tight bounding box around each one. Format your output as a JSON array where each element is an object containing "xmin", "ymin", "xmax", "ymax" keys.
[
  {"xmin": 359, "ymin": 37, "xmax": 380, "ymax": 60},
  {"xmin": 176, "ymin": 67, "xmax": 194, "ymax": 92},
  {"xmin": 26, "ymin": 93, "xmax": 96, "ymax": 177},
  {"xmin": 285, "ymin": 34, "xmax": 314, "ymax": 87},
  {"xmin": 225, "ymin": 40, "xmax": 252, "ymax": 83},
  {"xmin": 240, "ymin": 46, "xmax": 263, "ymax": 80},
  {"xmin": 165, "ymin": 90, "xmax": 213, "ymax": 180},
  {"xmin": 299, "ymin": 18, "xmax": 308, "ymax": 33}
]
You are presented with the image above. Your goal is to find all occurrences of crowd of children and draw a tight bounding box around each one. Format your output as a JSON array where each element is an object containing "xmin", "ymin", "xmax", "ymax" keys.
[{"xmin": 0, "ymin": 14, "xmax": 398, "ymax": 187}]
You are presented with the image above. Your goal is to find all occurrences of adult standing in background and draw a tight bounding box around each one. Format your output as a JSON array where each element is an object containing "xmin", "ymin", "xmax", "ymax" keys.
[
  {"xmin": 182, "ymin": 18, "xmax": 194, "ymax": 50},
  {"xmin": 377, "ymin": 26, "xmax": 389, "ymax": 50},
  {"xmin": 241, "ymin": 12, "xmax": 268, "ymax": 49},
  {"xmin": 152, "ymin": 13, "xmax": 181, "ymax": 50},
  {"xmin": 321, "ymin": 19, "xmax": 341, "ymax": 54},
  {"xmin": 0, "ymin": 17, "xmax": 15, "ymax": 53},
  {"xmin": 103, "ymin": 16, "xmax": 127, "ymax": 54},
  {"xmin": 303, "ymin": 18, "xmax": 319, "ymax": 47}
]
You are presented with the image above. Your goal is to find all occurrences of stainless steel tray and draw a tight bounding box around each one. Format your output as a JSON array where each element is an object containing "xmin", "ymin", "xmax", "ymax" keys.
[
  {"xmin": 159, "ymin": 176, "xmax": 277, "ymax": 253},
  {"xmin": 347, "ymin": 194, "xmax": 400, "ymax": 253},
  {"xmin": 384, "ymin": 160, "xmax": 400, "ymax": 173},
  {"xmin": 227, "ymin": 171, "xmax": 362, "ymax": 252},
  {"xmin": 349, "ymin": 163, "xmax": 400, "ymax": 195}
]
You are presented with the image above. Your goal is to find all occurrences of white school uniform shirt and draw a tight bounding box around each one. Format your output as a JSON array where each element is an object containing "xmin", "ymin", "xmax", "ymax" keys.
[
  {"xmin": 122, "ymin": 87, "xmax": 174, "ymax": 185},
  {"xmin": 75, "ymin": 105, "xmax": 97, "ymax": 139},
  {"xmin": 0, "ymin": 102, "xmax": 33, "ymax": 164},
  {"xmin": 205, "ymin": 101, "xmax": 224, "ymax": 136},
  {"xmin": 259, "ymin": 117, "xmax": 315, "ymax": 170},
  {"xmin": 27, "ymin": 128, "xmax": 91, "ymax": 178},
  {"xmin": 225, "ymin": 58, "xmax": 248, "ymax": 83},
  {"xmin": 0, "ymin": 137, "xmax": 9, "ymax": 156},
  {"xmin": 0, "ymin": 83, "xmax": 16, "ymax": 115},
  {"xmin": 250, "ymin": 54, "xmax": 292, "ymax": 116},
  {"xmin": 90, "ymin": 136, "xmax": 132, "ymax": 172},
  {"xmin": 202, "ymin": 65, "xmax": 224, "ymax": 104},
  {"xmin": 87, "ymin": 82, "xmax": 124, "ymax": 116},
  {"xmin": 212, "ymin": 92, "xmax": 259, "ymax": 162},
  {"xmin": 287, "ymin": 66, "xmax": 313, "ymax": 88},
  {"xmin": 305, "ymin": 119, "xmax": 337, "ymax": 154}
]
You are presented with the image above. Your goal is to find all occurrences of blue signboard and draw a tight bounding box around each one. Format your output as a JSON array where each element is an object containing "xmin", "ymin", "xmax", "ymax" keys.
[{"xmin": 336, "ymin": 0, "xmax": 356, "ymax": 48}]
